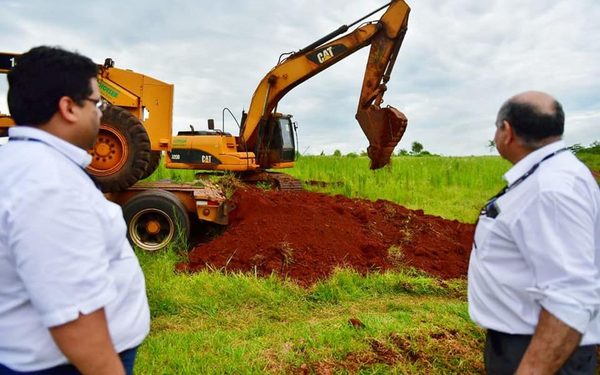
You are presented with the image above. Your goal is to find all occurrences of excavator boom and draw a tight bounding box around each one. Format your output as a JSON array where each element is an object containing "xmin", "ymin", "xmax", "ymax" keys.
[{"xmin": 240, "ymin": 0, "xmax": 410, "ymax": 169}]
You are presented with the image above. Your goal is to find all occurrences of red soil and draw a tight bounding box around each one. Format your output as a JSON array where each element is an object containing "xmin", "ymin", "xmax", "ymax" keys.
[{"xmin": 181, "ymin": 187, "xmax": 475, "ymax": 287}]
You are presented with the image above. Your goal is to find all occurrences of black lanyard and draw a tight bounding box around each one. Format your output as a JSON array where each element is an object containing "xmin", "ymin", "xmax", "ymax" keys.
[
  {"xmin": 9, "ymin": 136, "xmax": 101, "ymax": 190},
  {"xmin": 472, "ymin": 147, "xmax": 568, "ymax": 250},
  {"xmin": 479, "ymin": 147, "xmax": 568, "ymax": 219}
]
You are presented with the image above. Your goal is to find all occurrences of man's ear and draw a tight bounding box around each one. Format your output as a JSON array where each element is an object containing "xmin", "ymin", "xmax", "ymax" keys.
[
  {"xmin": 501, "ymin": 120, "xmax": 515, "ymax": 145},
  {"xmin": 57, "ymin": 96, "xmax": 78, "ymax": 123}
]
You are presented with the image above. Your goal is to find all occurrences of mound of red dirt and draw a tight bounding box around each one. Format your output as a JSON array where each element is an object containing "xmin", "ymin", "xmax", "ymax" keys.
[{"xmin": 181, "ymin": 187, "xmax": 475, "ymax": 287}]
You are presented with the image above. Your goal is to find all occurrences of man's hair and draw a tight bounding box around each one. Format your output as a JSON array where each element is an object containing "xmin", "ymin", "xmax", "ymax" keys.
[
  {"xmin": 7, "ymin": 46, "xmax": 98, "ymax": 125},
  {"xmin": 497, "ymin": 98, "xmax": 564, "ymax": 149}
]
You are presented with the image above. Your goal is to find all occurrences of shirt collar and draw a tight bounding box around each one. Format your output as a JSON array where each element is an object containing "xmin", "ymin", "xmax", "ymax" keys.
[
  {"xmin": 503, "ymin": 139, "xmax": 566, "ymax": 185},
  {"xmin": 8, "ymin": 126, "xmax": 93, "ymax": 168}
]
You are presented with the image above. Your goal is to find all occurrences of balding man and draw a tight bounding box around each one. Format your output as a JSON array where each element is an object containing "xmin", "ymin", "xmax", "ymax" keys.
[{"xmin": 468, "ymin": 91, "xmax": 600, "ymax": 374}]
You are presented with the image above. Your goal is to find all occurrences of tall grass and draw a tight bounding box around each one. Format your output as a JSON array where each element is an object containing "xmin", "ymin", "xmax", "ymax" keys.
[
  {"xmin": 287, "ymin": 155, "xmax": 511, "ymax": 222},
  {"xmin": 577, "ymin": 153, "xmax": 600, "ymax": 172},
  {"xmin": 145, "ymin": 165, "xmax": 198, "ymax": 182}
]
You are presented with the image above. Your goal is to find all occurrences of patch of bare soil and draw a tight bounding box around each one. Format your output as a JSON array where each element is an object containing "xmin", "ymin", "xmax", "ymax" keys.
[
  {"xmin": 296, "ymin": 331, "xmax": 485, "ymax": 374},
  {"xmin": 180, "ymin": 187, "xmax": 475, "ymax": 287}
]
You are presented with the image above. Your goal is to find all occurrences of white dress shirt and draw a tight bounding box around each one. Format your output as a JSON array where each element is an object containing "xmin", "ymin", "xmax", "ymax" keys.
[
  {"xmin": 468, "ymin": 140, "xmax": 600, "ymax": 345},
  {"xmin": 0, "ymin": 126, "xmax": 150, "ymax": 371}
]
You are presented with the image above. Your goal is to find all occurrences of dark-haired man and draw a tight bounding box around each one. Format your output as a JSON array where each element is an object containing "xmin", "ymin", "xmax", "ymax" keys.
[
  {"xmin": 468, "ymin": 91, "xmax": 600, "ymax": 374},
  {"xmin": 0, "ymin": 46, "xmax": 149, "ymax": 374}
]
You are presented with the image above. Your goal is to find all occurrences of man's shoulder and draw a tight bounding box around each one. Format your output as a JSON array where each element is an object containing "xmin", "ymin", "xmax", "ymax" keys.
[
  {"xmin": 0, "ymin": 145, "xmax": 74, "ymax": 199},
  {"xmin": 537, "ymin": 153, "xmax": 594, "ymax": 187},
  {"xmin": 534, "ymin": 155, "xmax": 600, "ymax": 210}
]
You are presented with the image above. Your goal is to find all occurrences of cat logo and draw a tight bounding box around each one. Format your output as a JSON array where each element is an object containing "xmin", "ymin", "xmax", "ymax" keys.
[
  {"xmin": 307, "ymin": 44, "xmax": 348, "ymax": 65},
  {"xmin": 317, "ymin": 46, "xmax": 335, "ymax": 63}
]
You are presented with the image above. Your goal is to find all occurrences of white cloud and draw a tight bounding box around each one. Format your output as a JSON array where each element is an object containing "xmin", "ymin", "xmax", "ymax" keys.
[{"xmin": 1, "ymin": 0, "xmax": 599, "ymax": 155}]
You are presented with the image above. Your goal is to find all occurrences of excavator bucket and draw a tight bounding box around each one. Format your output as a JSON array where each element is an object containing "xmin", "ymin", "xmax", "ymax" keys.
[{"xmin": 356, "ymin": 105, "xmax": 408, "ymax": 169}]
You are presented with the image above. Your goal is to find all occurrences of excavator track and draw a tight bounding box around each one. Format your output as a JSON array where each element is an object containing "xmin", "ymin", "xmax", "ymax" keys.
[
  {"xmin": 267, "ymin": 172, "xmax": 304, "ymax": 191},
  {"xmin": 195, "ymin": 171, "xmax": 304, "ymax": 191}
]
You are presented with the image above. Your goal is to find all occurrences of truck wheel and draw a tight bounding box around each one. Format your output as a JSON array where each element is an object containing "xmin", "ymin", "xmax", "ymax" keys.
[
  {"xmin": 88, "ymin": 106, "xmax": 151, "ymax": 192},
  {"xmin": 140, "ymin": 151, "xmax": 162, "ymax": 180},
  {"xmin": 122, "ymin": 190, "xmax": 191, "ymax": 252}
]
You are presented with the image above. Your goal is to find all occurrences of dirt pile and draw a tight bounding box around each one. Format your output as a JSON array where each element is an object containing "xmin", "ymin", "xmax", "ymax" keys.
[{"xmin": 182, "ymin": 187, "xmax": 475, "ymax": 286}]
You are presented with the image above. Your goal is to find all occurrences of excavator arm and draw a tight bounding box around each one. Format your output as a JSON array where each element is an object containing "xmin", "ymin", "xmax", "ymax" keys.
[{"xmin": 239, "ymin": 0, "xmax": 410, "ymax": 169}]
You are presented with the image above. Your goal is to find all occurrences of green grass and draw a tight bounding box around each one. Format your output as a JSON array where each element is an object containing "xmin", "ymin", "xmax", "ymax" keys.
[
  {"xmin": 577, "ymin": 152, "xmax": 600, "ymax": 172},
  {"xmin": 135, "ymin": 250, "xmax": 484, "ymax": 374},
  {"xmin": 286, "ymin": 155, "xmax": 511, "ymax": 222}
]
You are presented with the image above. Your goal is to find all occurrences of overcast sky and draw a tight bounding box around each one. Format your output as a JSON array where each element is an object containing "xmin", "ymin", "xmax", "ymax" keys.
[{"xmin": 1, "ymin": 0, "xmax": 598, "ymax": 156}]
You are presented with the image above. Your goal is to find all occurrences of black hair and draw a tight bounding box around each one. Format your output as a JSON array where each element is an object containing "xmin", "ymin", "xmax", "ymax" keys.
[
  {"xmin": 7, "ymin": 46, "xmax": 98, "ymax": 125},
  {"xmin": 497, "ymin": 98, "xmax": 564, "ymax": 147}
]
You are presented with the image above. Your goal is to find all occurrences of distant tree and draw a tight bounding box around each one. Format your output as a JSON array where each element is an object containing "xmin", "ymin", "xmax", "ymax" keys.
[
  {"xmin": 586, "ymin": 141, "xmax": 600, "ymax": 154},
  {"xmin": 319, "ymin": 150, "xmax": 325, "ymax": 156},
  {"xmin": 346, "ymin": 152, "xmax": 358, "ymax": 158},
  {"xmin": 572, "ymin": 141, "xmax": 600, "ymax": 155},
  {"xmin": 568, "ymin": 143, "xmax": 584, "ymax": 154},
  {"xmin": 333, "ymin": 149, "xmax": 342, "ymax": 157},
  {"xmin": 487, "ymin": 139, "xmax": 496, "ymax": 152},
  {"xmin": 360, "ymin": 150, "xmax": 368, "ymax": 157},
  {"xmin": 397, "ymin": 149, "xmax": 409, "ymax": 156},
  {"xmin": 411, "ymin": 141, "xmax": 424, "ymax": 155}
]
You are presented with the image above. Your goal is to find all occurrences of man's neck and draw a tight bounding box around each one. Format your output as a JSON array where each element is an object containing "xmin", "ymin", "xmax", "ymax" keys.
[{"xmin": 508, "ymin": 136, "xmax": 562, "ymax": 164}]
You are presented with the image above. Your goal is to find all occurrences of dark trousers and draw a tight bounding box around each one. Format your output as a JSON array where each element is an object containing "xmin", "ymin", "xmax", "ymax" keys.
[
  {"xmin": 0, "ymin": 347, "xmax": 138, "ymax": 375},
  {"xmin": 485, "ymin": 329, "xmax": 597, "ymax": 374}
]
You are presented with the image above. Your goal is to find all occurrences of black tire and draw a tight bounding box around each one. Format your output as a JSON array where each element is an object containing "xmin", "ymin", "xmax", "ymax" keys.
[
  {"xmin": 122, "ymin": 190, "xmax": 191, "ymax": 252},
  {"xmin": 88, "ymin": 106, "xmax": 151, "ymax": 193},
  {"xmin": 140, "ymin": 151, "xmax": 162, "ymax": 180}
]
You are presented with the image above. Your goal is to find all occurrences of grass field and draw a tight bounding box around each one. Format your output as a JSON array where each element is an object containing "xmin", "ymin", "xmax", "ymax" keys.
[
  {"xmin": 136, "ymin": 153, "xmax": 598, "ymax": 374},
  {"xmin": 136, "ymin": 251, "xmax": 484, "ymax": 374},
  {"xmin": 286, "ymin": 155, "xmax": 511, "ymax": 223}
]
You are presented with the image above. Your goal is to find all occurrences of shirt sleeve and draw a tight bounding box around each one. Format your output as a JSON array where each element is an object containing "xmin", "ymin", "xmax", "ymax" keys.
[
  {"xmin": 512, "ymin": 185, "xmax": 600, "ymax": 333},
  {"xmin": 8, "ymin": 185, "xmax": 117, "ymax": 328}
]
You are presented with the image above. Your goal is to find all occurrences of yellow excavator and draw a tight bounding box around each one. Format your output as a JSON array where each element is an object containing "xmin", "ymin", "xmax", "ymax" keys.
[
  {"xmin": 167, "ymin": 0, "xmax": 410, "ymax": 182},
  {"xmin": 0, "ymin": 0, "xmax": 411, "ymax": 250}
]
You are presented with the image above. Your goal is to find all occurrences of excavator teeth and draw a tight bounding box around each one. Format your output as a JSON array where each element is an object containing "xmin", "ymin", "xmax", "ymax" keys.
[{"xmin": 356, "ymin": 105, "xmax": 408, "ymax": 169}]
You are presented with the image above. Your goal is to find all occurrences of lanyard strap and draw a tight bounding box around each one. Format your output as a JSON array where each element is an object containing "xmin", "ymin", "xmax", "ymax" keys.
[{"xmin": 8, "ymin": 136, "xmax": 43, "ymax": 143}]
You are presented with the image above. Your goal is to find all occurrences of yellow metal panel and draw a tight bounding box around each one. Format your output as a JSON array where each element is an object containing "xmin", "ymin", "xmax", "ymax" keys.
[
  {"xmin": 0, "ymin": 116, "xmax": 14, "ymax": 137},
  {"xmin": 98, "ymin": 79, "xmax": 139, "ymax": 108},
  {"xmin": 0, "ymin": 116, "xmax": 15, "ymax": 134},
  {"xmin": 141, "ymin": 83, "xmax": 174, "ymax": 151}
]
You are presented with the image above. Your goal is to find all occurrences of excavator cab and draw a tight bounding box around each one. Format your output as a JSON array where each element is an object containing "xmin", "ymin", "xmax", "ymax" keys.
[{"xmin": 254, "ymin": 114, "xmax": 296, "ymax": 168}]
